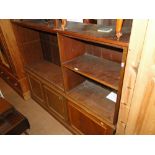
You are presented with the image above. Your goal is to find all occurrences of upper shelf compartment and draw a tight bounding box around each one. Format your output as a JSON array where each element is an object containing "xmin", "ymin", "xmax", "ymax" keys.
[
  {"xmin": 58, "ymin": 34, "xmax": 123, "ymax": 90},
  {"xmin": 63, "ymin": 54, "xmax": 121, "ymax": 90}
]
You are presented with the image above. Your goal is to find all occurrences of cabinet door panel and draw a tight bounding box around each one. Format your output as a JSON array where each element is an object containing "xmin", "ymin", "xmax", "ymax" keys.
[
  {"xmin": 28, "ymin": 74, "xmax": 44, "ymax": 104},
  {"xmin": 43, "ymin": 85, "xmax": 67, "ymax": 121},
  {"xmin": 68, "ymin": 102, "xmax": 114, "ymax": 135}
]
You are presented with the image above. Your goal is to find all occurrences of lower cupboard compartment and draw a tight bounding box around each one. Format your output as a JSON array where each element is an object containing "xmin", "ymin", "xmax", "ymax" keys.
[
  {"xmin": 27, "ymin": 71, "xmax": 68, "ymax": 122},
  {"xmin": 43, "ymin": 85, "xmax": 68, "ymax": 121},
  {"xmin": 27, "ymin": 74, "xmax": 45, "ymax": 106},
  {"xmin": 27, "ymin": 71, "xmax": 115, "ymax": 134},
  {"xmin": 68, "ymin": 101, "xmax": 115, "ymax": 135}
]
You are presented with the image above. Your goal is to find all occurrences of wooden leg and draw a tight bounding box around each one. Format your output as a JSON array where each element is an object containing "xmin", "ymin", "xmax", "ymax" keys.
[
  {"xmin": 61, "ymin": 19, "xmax": 67, "ymax": 30},
  {"xmin": 116, "ymin": 19, "xmax": 123, "ymax": 40}
]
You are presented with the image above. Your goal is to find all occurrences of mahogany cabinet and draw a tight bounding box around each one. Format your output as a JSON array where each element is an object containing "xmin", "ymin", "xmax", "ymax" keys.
[{"xmin": 11, "ymin": 20, "xmax": 132, "ymax": 134}]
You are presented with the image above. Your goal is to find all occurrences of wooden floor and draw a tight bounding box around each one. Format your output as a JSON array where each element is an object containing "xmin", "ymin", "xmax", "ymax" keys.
[{"xmin": 0, "ymin": 78, "xmax": 72, "ymax": 135}]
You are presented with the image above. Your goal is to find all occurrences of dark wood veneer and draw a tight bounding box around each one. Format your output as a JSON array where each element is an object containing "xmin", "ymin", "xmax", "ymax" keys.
[
  {"xmin": 68, "ymin": 102, "xmax": 114, "ymax": 135},
  {"xmin": 11, "ymin": 19, "xmax": 130, "ymax": 134}
]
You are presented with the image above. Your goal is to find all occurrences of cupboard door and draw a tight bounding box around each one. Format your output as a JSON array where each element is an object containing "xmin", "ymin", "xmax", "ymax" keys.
[
  {"xmin": 28, "ymin": 74, "xmax": 44, "ymax": 105},
  {"xmin": 68, "ymin": 102, "xmax": 114, "ymax": 135},
  {"xmin": 43, "ymin": 85, "xmax": 68, "ymax": 121}
]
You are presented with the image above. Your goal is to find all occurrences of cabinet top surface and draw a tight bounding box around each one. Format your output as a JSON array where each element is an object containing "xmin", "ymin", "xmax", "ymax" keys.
[{"xmin": 12, "ymin": 20, "xmax": 131, "ymax": 48}]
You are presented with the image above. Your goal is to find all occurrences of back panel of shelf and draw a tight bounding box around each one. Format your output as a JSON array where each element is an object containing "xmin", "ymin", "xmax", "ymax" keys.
[
  {"xmin": 40, "ymin": 32, "xmax": 60, "ymax": 65},
  {"xmin": 12, "ymin": 24, "xmax": 64, "ymax": 91},
  {"xmin": 13, "ymin": 24, "xmax": 61, "ymax": 66}
]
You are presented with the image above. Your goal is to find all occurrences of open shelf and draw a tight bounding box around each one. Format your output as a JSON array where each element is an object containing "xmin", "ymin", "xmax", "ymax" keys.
[
  {"xmin": 25, "ymin": 60, "xmax": 64, "ymax": 91},
  {"xmin": 67, "ymin": 80, "xmax": 116, "ymax": 123},
  {"xmin": 63, "ymin": 53, "xmax": 121, "ymax": 90},
  {"xmin": 11, "ymin": 19, "xmax": 131, "ymax": 134}
]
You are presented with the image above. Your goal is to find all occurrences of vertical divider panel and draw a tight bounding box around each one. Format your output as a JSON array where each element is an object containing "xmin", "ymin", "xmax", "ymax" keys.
[
  {"xmin": 57, "ymin": 34, "xmax": 86, "ymax": 63},
  {"xmin": 57, "ymin": 34, "xmax": 86, "ymax": 92}
]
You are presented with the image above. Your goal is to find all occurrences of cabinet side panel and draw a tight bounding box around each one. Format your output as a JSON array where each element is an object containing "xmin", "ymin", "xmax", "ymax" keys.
[
  {"xmin": 12, "ymin": 24, "xmax": 43, "ymax": 65},
  {"xmin": 58, "ymin": 34, "xmax": 86, "ymax": 63}
]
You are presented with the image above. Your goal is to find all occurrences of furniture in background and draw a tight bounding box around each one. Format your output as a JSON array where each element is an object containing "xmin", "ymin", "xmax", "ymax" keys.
[
  {"xmin": 0, "ymin": 20, "xmax": 30, "ymax": 100},
  {"xmin": 0, "ymin": 97, "xmax": 30, "ymax": 135},
  {"xmin": 83, "ymin": 19, "xmax": 97, "ymax": 24},
  {"xmin": 83, "ymin": 19, "xmax": 132, "ymax": 40}
]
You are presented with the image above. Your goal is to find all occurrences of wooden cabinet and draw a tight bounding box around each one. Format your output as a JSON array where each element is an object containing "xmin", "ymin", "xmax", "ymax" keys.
[
  {"xmin": 11, "ymin": 19, "xmax": 132, "ymax": 134},
  {"xmin": 58, "ymin": 32, "xmax": 128, "ymax": 127},
  {"xmin": 68, "ymin": 102, "xmax": 114, "ymax": 135},
  {"xmin": 27, "ymin": 72, "xmax": 68, "ymax": 122},
  {"xmin": 0, "ymin": 20, "xmax": 30, "ymax": 99},
  {"xmin": 27, "ymin": 74, "xmax": 44, "ymax": 105},
  {"xmin": 43, "ymin": 85, "xmax": 67, "ymax": 121}
]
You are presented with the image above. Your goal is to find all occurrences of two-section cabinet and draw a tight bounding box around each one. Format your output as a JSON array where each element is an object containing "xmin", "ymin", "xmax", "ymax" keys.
[{"xmin": 11, "ymin": 20, "xmax": 131, "ymax": 134}]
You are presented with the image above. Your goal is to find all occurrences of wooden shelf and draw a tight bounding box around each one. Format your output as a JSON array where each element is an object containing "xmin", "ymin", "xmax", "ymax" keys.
[
  {"xmin": 61, "ymin": 22, "xmax": 131, "ymax": 48},
  {"xmin": 63, "ymin": 54, "xmax": 121, "ymax": 90},
  {"xmin": 12, "ymin": 20, "xmax": 131, "ymax": 48},
  {"xmin": 68, "ymin": 80, "xmax": 115, "ymax": 123},
  {"xmin": 25, "ymin": 60, "xmax": 64, "ymax": 91}
]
